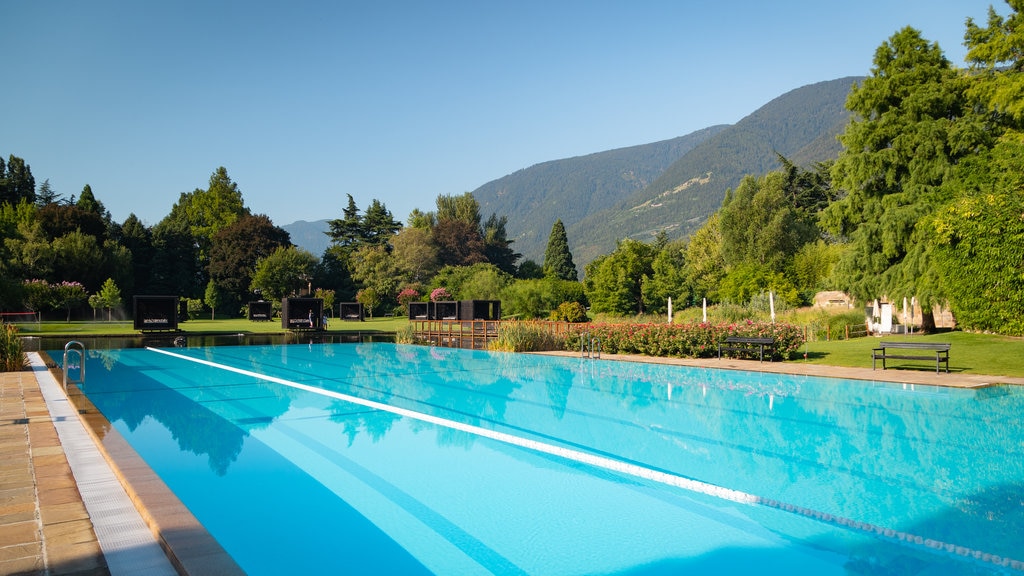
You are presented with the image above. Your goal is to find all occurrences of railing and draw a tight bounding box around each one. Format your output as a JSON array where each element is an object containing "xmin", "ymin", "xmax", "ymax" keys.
[
  {"xmin": 63, "ymin": 340, "xmax": 85, "ymax": 390},
  {"xmin": 580, "ymin": 332, "xmax": 602, "ymax": 359},
  {"xmin": 411, "ymin": 320, "xmax": 576, "ymax": 350}
]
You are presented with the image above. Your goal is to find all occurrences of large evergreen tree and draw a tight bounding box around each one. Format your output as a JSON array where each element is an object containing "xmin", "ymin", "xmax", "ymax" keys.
[
  {"xmin": 542, "ymin": 219, "xmax": 578, "ymax": 281},
  {"xmin": 208, "ymin": 214, "xmax": 292, "ymax": 315},
  {"xmin": 0, "ymin": 155, "xmax": 36, "ymax": 206},
  {"xmin": 823, "ymin": 27, "xmax": 989, "ymax": 327}
]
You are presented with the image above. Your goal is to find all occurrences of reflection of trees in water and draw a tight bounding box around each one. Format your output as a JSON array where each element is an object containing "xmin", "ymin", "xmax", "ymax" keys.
[{"xmin": 86, "ymin": 352, "xmax": 293, "ymax": 476}]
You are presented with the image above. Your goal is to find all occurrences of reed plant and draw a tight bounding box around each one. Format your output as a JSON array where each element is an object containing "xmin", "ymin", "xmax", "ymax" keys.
[
  {"xmin": 489, "ymin": 321, "xmax": 565, "ymax": 352},
  {"xmin": 0, "ymin": 323, "xmax": 28, "ymax": 372}
]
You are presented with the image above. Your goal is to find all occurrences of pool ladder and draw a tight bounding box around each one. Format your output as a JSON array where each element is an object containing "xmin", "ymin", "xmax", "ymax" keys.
[
  {"xmin": 63, "ymin": 340, "xmax": 85, "ymax": 390},
  {"xmin": 580, "ymin": 333, "xmax": 601, "ymax": 359}
]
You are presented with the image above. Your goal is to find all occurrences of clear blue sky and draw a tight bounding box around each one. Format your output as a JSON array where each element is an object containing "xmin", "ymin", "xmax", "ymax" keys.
[{"xmin": 4, "ymin": 0, "xmax": 998, "ymax": 227}]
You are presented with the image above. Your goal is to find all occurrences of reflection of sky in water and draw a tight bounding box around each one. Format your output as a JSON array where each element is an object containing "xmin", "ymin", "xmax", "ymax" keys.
[{"xmin": 68, "ymin": 343, "xmax": 1023, "ymax": 575}]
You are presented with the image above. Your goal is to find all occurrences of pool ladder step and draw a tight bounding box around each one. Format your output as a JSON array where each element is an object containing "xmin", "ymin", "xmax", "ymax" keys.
[
  {"xmin": 63, "ymin": 340, "xmax": 85, "ymax": 389},
  {"xmin": 580, "ymin": 333, "xmax": 601, "ymax": 359}
]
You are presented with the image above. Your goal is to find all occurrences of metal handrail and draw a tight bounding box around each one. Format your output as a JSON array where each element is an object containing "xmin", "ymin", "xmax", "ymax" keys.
[{"xmin": 63, "ymin": 340, "xmax": 85, "ymax": 389}]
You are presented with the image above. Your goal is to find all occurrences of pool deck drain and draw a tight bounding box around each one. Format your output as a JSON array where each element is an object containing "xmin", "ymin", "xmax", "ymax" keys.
[{"xmin": 1, "ymin": 348, "xmax": 1022, "ymax": 575}]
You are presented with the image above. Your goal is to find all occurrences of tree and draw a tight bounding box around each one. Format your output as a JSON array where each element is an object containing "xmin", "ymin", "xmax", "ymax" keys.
[
  {"xmin": 0, "ymin": 155, "xmax": 36, "ymax": 206},
  {"xmin": 349, "ymin": 244, "xmax": 400, "ymax": 309},
  {"xmin": 150, "ymin": 219, "xmax": 203, "ymax": 297},
  {"xmin": 543, "ymin": 219, "xmax": 578, "ymax": 281},
  {"xmin": 51, "ymin": 231, "xmax": 105, "ymax": 291},
  {"xmin": 823, "ymin": 26, "xmax": 989, "ymax": 326},
  {"xmin": 964, "ymin": 1, "xmax": 1024, "ymax": 128},
  {"xmin": 684, "ymin": 213, "xmax": 725, "ymax": 302},
  {"xmin": 361, "ymin": 199, "xmax": 402, "ymax": 247},
  {"xmin": 355, "ymin": 288, "xmax": 381, "ymax": 318},
  {"xmin": 35, "ymin": 179, "xmax": 59, "ymax": 206},
  {"xmin": 204, "ymin": 280, "xmax": 222, "ymax": 319},
  {"xmin": 158, "ymin": 166, "xmax": 249, "ymax": 273},
  {"xmin": 433, "ymin": 218, "xmax": 486, "ymax": 266},
  {"xmin": 326, "ymin": 194, "xmax": 363, "ymax": 253},
  {"xmin": 97, "ymin": 278, "xmax": 122, "ymax": 321},
  {"xmin": 583, "ymin": 238, "xmax": 656, "ymax": 315},
  {"xmin": 117, "ymin": 214, "xmax": 155, "ymax": 296},
  {"xmin": 59, "ymin": 285, "xmax": 90, "ymax": 322},
  {"xmin": 250, "ymin": 246, "xmax": 318, "ymax": 301},
  {"xmin": 76, "ymin": 184, "xmax": 106, "ymax": 217},
  {"xmin": 641, "ymin": 239, "xmax": 689, "ymax": 315},
  {"xmin": 391, "ymin": 226, "xmax": 440, "ymax": 284},
  {"xmin": 482, "ymin": 213, "xmax": 520, "ymax": 275},
  {"xmin": 932, "ymin": 135, "xmax": 1024, "ymax": 335},
  {"xmin": 208, "ymin": 214, "xmax": 291, "ymax": 316}
]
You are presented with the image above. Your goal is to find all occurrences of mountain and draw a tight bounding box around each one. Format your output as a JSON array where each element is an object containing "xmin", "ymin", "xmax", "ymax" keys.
[
  {"xmin": 472, "ymin": 126, "xmax": 728, "ymax": 261},
  {"xmin": 281, "ymin": 219, "xmax": 331, "ymax": 257},
  {"xmin": 476, "ymin": 76, "xmax": 862, "ymax": 266},
  {"xmin": 284, "ymin": 76, "xmax": 862, "ymax": 269}
]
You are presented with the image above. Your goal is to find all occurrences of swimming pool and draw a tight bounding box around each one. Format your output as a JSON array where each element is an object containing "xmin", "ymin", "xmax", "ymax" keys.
[{"xmin": 56, "ymin": 342, "xmax": 1023, "ymax": 574}]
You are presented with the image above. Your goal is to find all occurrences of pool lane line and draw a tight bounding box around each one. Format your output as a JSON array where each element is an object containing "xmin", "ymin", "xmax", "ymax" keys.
[{"xmin": 145, "ymin": 346, "xmax": 1024, "ymax": 572}]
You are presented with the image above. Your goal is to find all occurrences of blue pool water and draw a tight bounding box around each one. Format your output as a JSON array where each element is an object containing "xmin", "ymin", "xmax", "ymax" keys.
[{"xmin": 57, "ymin": 342, "xmax": 1023, "ymax": 574}]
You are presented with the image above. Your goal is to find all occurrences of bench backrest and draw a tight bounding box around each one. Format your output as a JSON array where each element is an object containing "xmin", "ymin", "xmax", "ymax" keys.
[
  {"xmin": 879, "ymin": 341, "xmax": 950, "ymax": 351},
  {"xmin": 725, "ymin": 336, "xmax": 775, "ymax": 344}
]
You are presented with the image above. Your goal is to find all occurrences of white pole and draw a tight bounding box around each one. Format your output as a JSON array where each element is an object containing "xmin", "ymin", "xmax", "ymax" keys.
[
  {"xmin": 769, "ymin": 291, "xmax": 776, "ymax": 323},
  {"xmin": 702, "ymin": 298, "xmax": 707, "ymax": 323},
  {"xmin": 667, "ymin": 297, "xmax": 673, "ymax": 324}
]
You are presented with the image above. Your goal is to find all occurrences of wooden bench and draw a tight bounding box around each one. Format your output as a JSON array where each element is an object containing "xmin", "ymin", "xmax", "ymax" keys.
[
  {"xmin": 872, "ymin": 341, "xmax": 950, "ymax": 374},
  {"xmin": 718, "ymin": 336, "xmax": 776, "ymax": 362}
]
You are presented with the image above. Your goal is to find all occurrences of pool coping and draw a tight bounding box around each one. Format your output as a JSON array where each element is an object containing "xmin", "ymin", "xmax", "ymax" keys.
[{"xmin": 33, "ymin": 351, "xmax": 245, "ymax": 576}]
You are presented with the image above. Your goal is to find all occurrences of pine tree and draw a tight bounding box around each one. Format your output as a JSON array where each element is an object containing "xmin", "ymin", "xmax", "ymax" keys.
[{"xmin": 543, "ymin": 219, "xmax": 577, "ymax": 281}]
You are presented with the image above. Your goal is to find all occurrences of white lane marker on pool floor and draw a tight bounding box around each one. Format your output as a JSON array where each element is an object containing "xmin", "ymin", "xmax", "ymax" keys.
[{"xmin": 146, "ymin": 346, "xmax": 1024, "ymax": 572}]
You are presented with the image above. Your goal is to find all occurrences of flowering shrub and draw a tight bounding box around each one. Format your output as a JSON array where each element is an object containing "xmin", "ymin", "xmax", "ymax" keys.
[
  {"xmin": 563, "ymin": 320, "xmax": 804, "ymax": 361},
  {"xmin": 397, "ymin": 288, "xmax": 420, "ymax": 312},
  {"xmin": 430, "ymin": 287, "xmax": 452, "ymax": 302}
]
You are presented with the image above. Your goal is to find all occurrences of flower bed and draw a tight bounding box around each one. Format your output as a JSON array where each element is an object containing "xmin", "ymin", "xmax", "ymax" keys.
[{"xmin": 564, "ymin": 320, "xmax": 804, "ymax": 361}]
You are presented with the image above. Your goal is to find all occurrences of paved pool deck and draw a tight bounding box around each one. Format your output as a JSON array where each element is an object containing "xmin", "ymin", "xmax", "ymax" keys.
[{"xmin": 2, "ymin": 349, "xmax": 1021, "ymax": 575}]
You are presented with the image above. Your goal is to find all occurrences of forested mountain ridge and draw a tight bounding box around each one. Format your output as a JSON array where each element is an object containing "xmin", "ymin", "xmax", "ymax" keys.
[
  {"xmin": 560, "ymin": 76, "xmax": 862, "ymax": 265},
  {"xmin": 472, "ymin": 126, "xmax": 727, "ymax": 260},
  {"xmin": 284, "ymin": 76, "xmax": 862, "ymax": 266}
]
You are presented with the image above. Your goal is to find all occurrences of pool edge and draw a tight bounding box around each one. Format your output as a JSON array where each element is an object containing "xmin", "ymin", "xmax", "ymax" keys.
[{"xmin": 37, "ymin": 351, "xmax": 246, "ymax": 576}]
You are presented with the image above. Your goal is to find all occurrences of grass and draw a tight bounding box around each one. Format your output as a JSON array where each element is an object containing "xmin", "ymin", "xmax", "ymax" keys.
[
  {"xmin": 800, "ymin": 331, "xmax": 1024, "ymax": 378},
  {"xmin": 10, "ymin": 316, "xmax": 410, "ymax": 336}
]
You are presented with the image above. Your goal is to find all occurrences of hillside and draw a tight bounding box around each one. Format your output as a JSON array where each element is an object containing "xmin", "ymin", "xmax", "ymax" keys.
[
  {"xmin": 492, "ymin": 76, "xmax": 861, "ymax": 266},
  {"xmin": 472, "ymin": 126, "xmax": 727, "ymax": 261},
  {"xmin": 284, "ymin": 76, "xmax": 862, "ymax": 269}
]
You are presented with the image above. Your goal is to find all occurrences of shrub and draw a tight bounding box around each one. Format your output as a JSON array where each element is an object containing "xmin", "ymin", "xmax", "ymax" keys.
[
  {"xmin": 0, "ymin": 323, "xmax": 28, "ymax": 372},
  {"xmin": 563, "ymin": 320, "xmax": 804, "ymax": 361},
  {"xmin": 550, "ymin": 301, "xmax": 589, "ymax": 323}
]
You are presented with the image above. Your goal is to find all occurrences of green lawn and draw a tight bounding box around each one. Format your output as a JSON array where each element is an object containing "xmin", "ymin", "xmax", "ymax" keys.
[
  {"xmin": 801, "ymin": 331, "xmax": 1024, "ymax": 378},
  {"xmin": 12, "ymin": 316, "xmax": 410, "ymax": 336}
]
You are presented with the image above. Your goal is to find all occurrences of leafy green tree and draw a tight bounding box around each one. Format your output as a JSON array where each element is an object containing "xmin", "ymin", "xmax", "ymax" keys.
[
  {"xmin": 208, "ymin": 214, "xmax": 291, "ymax": 316},
  {"xmin": 117, "ymin": 214, "xmax": 154, "ymax": 296},
  {"xmin": 543, "ymin": 219, "xmax": 578, "ymax": 281},
  {"xmin": 204, "ymin": 279, "xmax": 222, "ymax": 319},
  {"xmin": 584, "ymin": 238, "xmax": 656, "ymax": 315},
  {"xmin": 38, "ymin": 203, "xmax": 107, "ymax": 241},
  {"xmin": 391, "ymin": 226, "xmax": 440, "ymax": 284},
  {"xmin": 355, "ymin": 288, "xmax": 381, "ymax": 318},
  {"xmin": 932, "ymin": 135, "xmax": 1024, "ymax": 334},
  {"xmin": 159, "ymin": 166, "xmax": 249, "ymax": 272},
  {"xmin": 349, "ymin": 244, "xmax": 400, "ymax": 308},
  {"xmin": 150, "ymin": 219, "xmax": 203, "ymax": 297},
  {"xmin": 965, "ymin": 1, "xmax": 1024, "ymax": 128},
  {"xmin": 51, "ymin": 231, "xmax": 105, "ymax": 291},
  {"xmin": 76, "ymin": 184, "xmax": 106, "ymax": 217},
  {"xmin": 516, "ymin": 259, "xmax": 544, "ymax": 279},
  {"xmin": 0, "ymin": 155, "xmax": 36, "ymax": 206},
  {"xmin": 435, "ymin": 192, "xmax": 481, "ymax": 227},
  {"xmin": 326, "ymin": 194, "xmax": 364, "ymax": 253},
  {"xmin": 823, "ymin": 27, "xmax": 988, "ymax": 327},
  {"xmin": 98, "ymin": 278, "xmax": 122, "ymax": 321},
  {"xmin": 641, "ymin": 239, "xmax": 689, "ymax": 315},
  {"xmin": 314, "ymin": 245, "xmax": 356, "ymax": 301},
  {"xmin": 684, "ymin": 213, "xmax": 725, "ymax": 302},
  {"xmin": 250, "ymin": 246, "xmax": 318, "ymax": 301}
]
